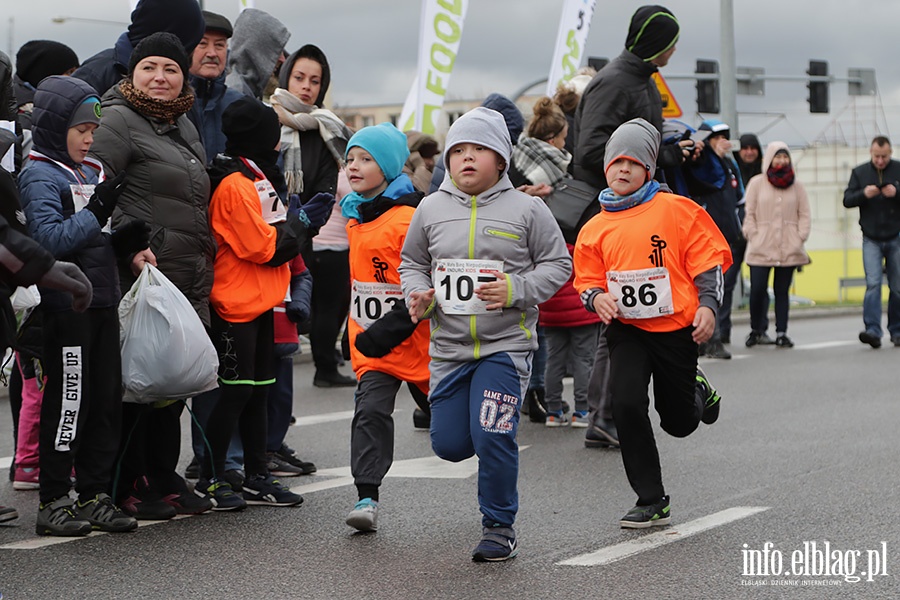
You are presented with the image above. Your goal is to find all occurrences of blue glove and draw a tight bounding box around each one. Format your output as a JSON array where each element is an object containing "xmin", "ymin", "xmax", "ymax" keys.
[
  {"xmin": 285, "ymin": 270, "xmax": 312, "ymax": 323},
  {"xmin": 287, "ymin": 194, "xmax": 309, "ymax": 227},
  {"xmin": 299, "ymin": 192, "xmax": 335, "ymax": 229}
]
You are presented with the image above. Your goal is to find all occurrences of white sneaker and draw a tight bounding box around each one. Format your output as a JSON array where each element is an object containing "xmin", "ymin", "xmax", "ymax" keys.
[{"xmin": 346, "ymin": 498, "xmax": 378, "ymax": 531}]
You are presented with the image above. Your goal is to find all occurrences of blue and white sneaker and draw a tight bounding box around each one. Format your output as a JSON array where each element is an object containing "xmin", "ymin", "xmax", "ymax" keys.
[
  {"xmin": 545, "ymin": 410, "xmax": 569, "ymax": 427},
  {"xmin": 346, "ymin": 498, "xmax": 378, "ymax": 532},
  {"xmin": 242, "ymin": 474, "xmax": 303, "ymax": 507},
  {"xmin": 570, "ymin": 410, "xmax": 590, "ymax": 428},
  {"xmin": 472, "ymin": 525, "xmax": 518, "ymax": 562}
]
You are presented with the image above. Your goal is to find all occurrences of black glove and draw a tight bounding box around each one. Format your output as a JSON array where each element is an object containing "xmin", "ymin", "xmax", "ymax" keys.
[
  {"xmin": 111, "ymin": 219, "xmax": 151, "ymax": 257},
  {"xmin": 299, "ymin": 192, "xmax": 335, "ymax": 229},
  {"xmin": 38, "ymin": 261, "xmax": 93, "ymax": 312},
  {"xmin": 354, "ymin": 300, "xmax": 419, "ymax": 358},
  {"xmin": 85, "ymin": 171, "xmax": 127, "ymax": 226}
]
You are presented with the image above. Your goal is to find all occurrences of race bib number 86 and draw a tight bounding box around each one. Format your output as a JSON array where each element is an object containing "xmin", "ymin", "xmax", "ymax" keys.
[{"xmin": 606, "ymin": 267, "xmax": 674, "ymax": 319}]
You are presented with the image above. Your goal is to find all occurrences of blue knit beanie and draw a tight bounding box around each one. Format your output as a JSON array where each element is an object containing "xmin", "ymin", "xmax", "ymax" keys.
[{"xmin": 345, "ymin": 123, "xmax": 410, "ymax": 181}]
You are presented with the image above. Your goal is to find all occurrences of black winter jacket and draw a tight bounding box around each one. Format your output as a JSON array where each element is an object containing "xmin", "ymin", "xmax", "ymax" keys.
[
  {"xmin": 90, "ymin": 85, "xmax": 214, "ymax": 325},
  {"xmin": 843, "ymin": 159, "xmax": 900, "ymax": 241},
  {"xmin": 573, "ymin": 50, "xmax": 682, "ymax": 189}
]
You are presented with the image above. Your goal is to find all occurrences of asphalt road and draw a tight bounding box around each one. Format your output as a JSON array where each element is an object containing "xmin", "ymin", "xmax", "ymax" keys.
[{"xmin": 1, "ymin": 311, "xmax": 898, "ymax": 599}]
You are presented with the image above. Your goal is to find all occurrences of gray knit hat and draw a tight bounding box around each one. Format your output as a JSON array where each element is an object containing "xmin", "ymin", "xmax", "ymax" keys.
[{"xmin": 604, "ymin": 118, "xmax": 660, "ymax": 181}]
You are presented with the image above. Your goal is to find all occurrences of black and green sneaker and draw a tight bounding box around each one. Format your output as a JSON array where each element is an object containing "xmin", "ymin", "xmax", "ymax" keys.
[
  {"xmin": 696, "ymin": 367, "xmax": 721, "ymax": 424},
  {"xmin": 77, "ymin": 493, "xmax": 138, "ymax": 533},
  {"xmin": 620, "ymin": 495, "xmax": 671, "ymax": 529},
  {"xmin": 36, "ymin": 497, "xmax": 92, "ymax": 537}
]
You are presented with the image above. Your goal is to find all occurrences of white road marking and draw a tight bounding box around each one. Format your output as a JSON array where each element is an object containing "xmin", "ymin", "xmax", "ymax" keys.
[
  {"xmin": 0, "ymin": 449, "xmax": 521, "ymax": 550},
  {"xmin": 557, "ymin": 506, "xmax": 770, "ymax": 566},
  {"xmin": 795, "ymin": 341, "xmax": 856, "ymax": 350}
]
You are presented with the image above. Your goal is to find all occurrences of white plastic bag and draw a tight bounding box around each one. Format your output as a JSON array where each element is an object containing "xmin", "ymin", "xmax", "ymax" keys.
[{"xmin": 118, "ymin": 264, "xmax": 218, "ymax": 403}]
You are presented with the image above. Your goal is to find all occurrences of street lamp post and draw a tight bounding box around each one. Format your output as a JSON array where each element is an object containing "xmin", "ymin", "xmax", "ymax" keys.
[{"xmin": 51, "ymin": 16, "xmax": 129, "ymax": 27}]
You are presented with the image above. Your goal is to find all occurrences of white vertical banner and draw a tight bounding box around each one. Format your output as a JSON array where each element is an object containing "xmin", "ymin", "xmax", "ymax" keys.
[
  {"xmin": 240, "ymin": 0, "xmax": 255, "ymax": 11},
  {"xmin": 398, "ymin": 0, "xmax": 469, "ymax": 134},
  {"xmin": 546, "ymin": 0, "xmax": 596, "ymax": 97}
]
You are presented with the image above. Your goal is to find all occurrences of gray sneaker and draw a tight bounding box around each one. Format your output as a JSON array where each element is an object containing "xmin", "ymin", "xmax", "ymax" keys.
[
  {"xmin": 346, "ymin": 498, "xmax": 378, "ymax": 532},
  {"xmin": 77, "ymin": 493, "xmax": 138, "ymax": 533},
  {"xmin": 266, "ymin": 452, "xmax": 304, "ymax": 477},
  {"xmin": 36, "ymin": 497, "xmax": 92, "ymax": 537}
]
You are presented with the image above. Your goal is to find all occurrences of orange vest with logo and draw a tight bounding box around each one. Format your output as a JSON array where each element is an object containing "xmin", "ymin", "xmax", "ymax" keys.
[
  {"xmin": 347, "ymin": 205, "xmax": 430, "ymax": 388},
  {"xmin": 574, "ymin": 192, "xmax": 732, "ymax": 332}
]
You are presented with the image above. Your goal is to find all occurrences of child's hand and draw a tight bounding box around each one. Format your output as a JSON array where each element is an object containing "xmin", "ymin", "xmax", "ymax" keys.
[
  {"xmin": 591, "ymin": 292, "xmax": 619, "ymax": 324},
  {"xmin": 408, "ymin": 288, "xmax": 435, "ymax": 323},
  {"xmin": 692, "ymin": 306, "xmax": 716, "ymax": 343},
  {"xmin": 475, "ymin": 271, "xmax": 508, "ymax": 310}
]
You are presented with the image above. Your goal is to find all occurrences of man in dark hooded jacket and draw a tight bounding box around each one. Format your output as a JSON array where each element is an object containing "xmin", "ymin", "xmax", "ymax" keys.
[
  {"xmin": 225, "ymin": 8, "xmax": 291, "ymax": 100},
  {"xmin": 71, "ymin": 0, "xmax": 204, "ymax": 96},
  {"xmin": 734, "ymin": 133, "xmax": 763, "ymax": 188},
  {"xmin": 573, "ymin": 5, "xmax": 690, "ymax": 190}
]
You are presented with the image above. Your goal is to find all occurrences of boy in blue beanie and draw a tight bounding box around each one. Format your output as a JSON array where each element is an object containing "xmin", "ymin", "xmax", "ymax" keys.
[
  {"xmin": 20, "ymin": 75, "xmax": 149, "ymax": 536},
  {"xmin": 399, "ymin": 107, "xmax": 571, "ymax": 561},
  {"xmin": 340, "ymin": 123, "xmax": 431, "ymax": 532}
]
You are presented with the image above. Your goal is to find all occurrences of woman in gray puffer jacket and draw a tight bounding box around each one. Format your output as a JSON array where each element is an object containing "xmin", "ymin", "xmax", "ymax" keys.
[{"xmin": 89, "ymin": 32, "xmax": 214, "ymax": 519}]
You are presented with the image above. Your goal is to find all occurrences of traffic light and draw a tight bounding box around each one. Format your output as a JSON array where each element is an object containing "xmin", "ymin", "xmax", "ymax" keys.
[
  {"xmin": 587, "ymin": 56, "xmax": 609, "ymax": 72},
  {"xmin": 807, "ymin": 60, "xmax": 829, "ymax": 113},
  {"xmin": 695, "ymin": 60, "xmax": 720, "ymax": 114}
]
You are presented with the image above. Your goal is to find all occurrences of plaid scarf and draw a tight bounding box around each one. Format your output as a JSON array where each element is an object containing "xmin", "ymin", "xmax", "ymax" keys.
[
  {"xmin": 511, "ymin": 136, "xmax": 571, "ymax": 187},
  {"xmin": 766, "ymin": 164, "xmax": 795, "ymax": 189},
  {"xmin": 119, "ymin": 79, "xmax": 194, "ymax": 123},
  {"xmin": 270, "ymin": 87, "xmax": 352, "ymax": 195}
]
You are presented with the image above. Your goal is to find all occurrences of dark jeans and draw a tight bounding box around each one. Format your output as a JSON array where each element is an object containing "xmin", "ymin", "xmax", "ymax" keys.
[
  {"xmin": 716, "ymin": 240, "xmax": 745, "ymax": 341},
  {"xmin": 749, "ymin": 265, "xmax": 795, "ymax": 334},
  {"xmin": 304, "ymin": 249, "xmax": 351, "ymax": 376},
  {"xmin": 267, "ymin": 343, "xmax": 298, "ymax": 452}
]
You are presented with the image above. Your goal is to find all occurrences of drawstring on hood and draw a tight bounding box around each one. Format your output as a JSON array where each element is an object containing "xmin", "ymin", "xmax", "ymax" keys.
[{"xmin": 31, "ymin": 76, "xmax": 101, "ymax": 167}]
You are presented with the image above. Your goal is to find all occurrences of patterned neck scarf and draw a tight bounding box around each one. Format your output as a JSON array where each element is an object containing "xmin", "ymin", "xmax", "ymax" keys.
[
  {"xmin": 119, "ymin": 79, "xmax": 194, "ymax": 123},
  {"xmin": 510, "ymin": 136, "xmax": 571, "ymax": 187},
  {"xmin": 766, "ymin": 164, "xmax": 795, "ymax": 189},
  {"xmin": 598, "ymin": 179, "xmax": 660, "ymax": 212}
]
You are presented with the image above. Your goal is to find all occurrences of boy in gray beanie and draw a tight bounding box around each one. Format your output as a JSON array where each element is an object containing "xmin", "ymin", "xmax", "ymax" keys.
[
  {"xmin": 399, "ymin": 106, "xmax": 571, "ymax": 561},
  {"xmin": 574, "ymin": 118, "xmax": 730, "ymax": 529}
]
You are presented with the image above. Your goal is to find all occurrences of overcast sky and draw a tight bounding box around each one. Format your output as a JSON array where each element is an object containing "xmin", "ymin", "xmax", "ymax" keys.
[{"xmin": 6, "ymin": 0, "xmax": 899, "ymax": 146}]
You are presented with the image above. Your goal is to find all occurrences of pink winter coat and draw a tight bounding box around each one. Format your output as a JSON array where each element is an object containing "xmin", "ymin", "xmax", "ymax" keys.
[{"xmin": 742, "ymin": 141, "xmax": 811, "ymax": 267}]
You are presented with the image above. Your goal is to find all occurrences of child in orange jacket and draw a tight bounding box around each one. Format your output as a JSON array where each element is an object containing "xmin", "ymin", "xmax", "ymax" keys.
[
  {"xmin": 341, "ymin": 123, "xmax": 430, "ymax": 532},
  {"xmin": 574, "ymin": 118, "xmax": 731, "ymax": 529}
]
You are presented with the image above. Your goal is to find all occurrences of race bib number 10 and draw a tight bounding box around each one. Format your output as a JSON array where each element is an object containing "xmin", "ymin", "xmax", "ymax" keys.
[
  {"xmin": 350, "ymin": 281, "xmax": 403, "ymax": 330},
  {"xmin": 434, "ymin": 259, "xmax": 503, "ymax": 315},
  {"xmin": 606, "ymin": 267, "xmax": 674, "ymax": 319}
]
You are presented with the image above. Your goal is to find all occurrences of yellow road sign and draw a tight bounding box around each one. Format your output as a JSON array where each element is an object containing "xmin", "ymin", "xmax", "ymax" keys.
[{"xmin": 652, "ymin": 72, "xmax": 682, "ymax": 119}]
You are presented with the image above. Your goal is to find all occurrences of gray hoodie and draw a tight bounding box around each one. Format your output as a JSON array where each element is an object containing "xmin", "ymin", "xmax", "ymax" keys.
[
  {"xmin": 399, "ymin": 107, "xmax": 571, "ymax": 362},
  {"xmin": 225, "ymin": 9, "xmax": 291, "ymax": 99}
]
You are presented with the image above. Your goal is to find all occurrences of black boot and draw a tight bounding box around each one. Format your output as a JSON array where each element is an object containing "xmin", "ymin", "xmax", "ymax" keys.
[{"xmin": 526, "ymin": 388, "xmax": 547, "ymax": 423}]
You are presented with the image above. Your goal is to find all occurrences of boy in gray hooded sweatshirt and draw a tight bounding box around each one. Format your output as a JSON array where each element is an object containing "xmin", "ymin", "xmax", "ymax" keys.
[{"xmin": 399, "ymin": 107, "xmax": 571, "ymax": 562}]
